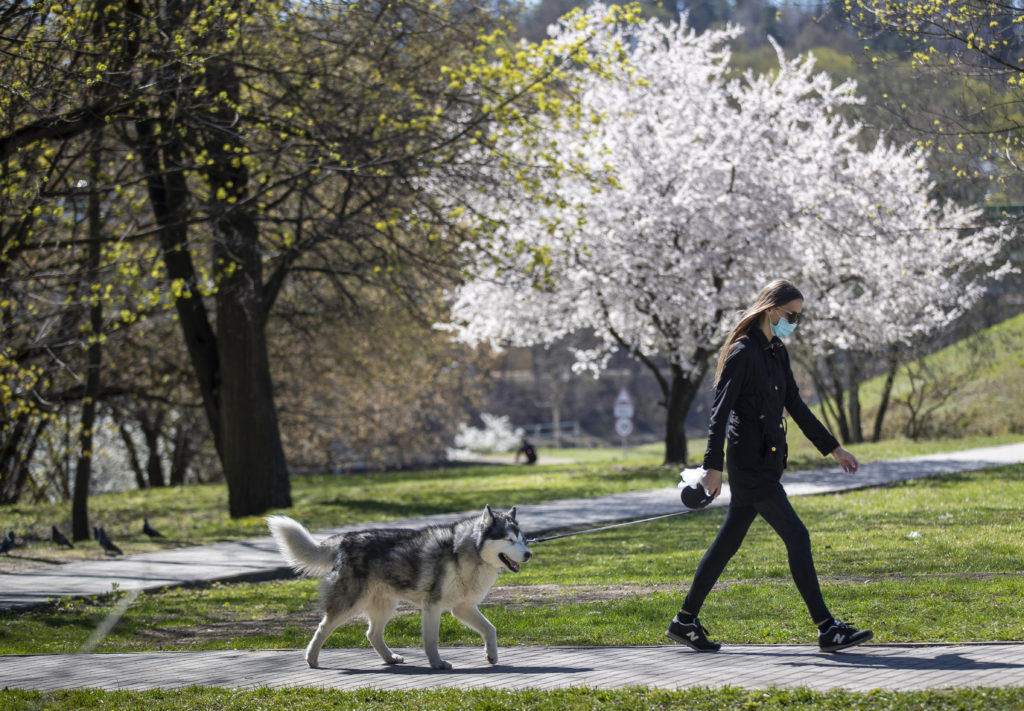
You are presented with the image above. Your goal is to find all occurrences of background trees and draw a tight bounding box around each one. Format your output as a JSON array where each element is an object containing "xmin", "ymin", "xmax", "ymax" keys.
[
  {"xmin": 2, "ymin": 0, "xmax": 636, "ymax": 518},
  {"xmin": 0, "ymin": 0, "xmax": 519, "ymax": 518},
  {"xmin": 444, "ymin": 5, "xmax": 1013, "ymax": 463},
  {"xmin": 2, "ymin": 0, "xmax": 1019, "ymax": 518}
]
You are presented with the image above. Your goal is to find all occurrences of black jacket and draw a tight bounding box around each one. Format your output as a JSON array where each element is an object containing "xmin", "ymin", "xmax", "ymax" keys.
[{"xmin": 702, "ymin": 328, "xmax": 839, "ymax": 503}]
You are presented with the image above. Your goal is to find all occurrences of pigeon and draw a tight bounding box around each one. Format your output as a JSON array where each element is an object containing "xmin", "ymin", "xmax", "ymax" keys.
[
  {"xmin": 0, "ymin": 531, "xmax": 13, "ymax": 555},
  {"xmin": 142, "ymin": 518, "xmax": 164, "ymax": 538},
  {"xmin": 51, "ymin": 525, "xmax": 74, "ymax": 548},
  {"xmin": 94, "ymin": 526, "xmax": 122, "ymax": 555}
]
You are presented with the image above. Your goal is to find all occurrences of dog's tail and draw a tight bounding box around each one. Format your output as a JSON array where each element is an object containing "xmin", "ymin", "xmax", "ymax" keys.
[{"xmin": 265, "ymin": 515, "xmax": 336, "ymax": 576}]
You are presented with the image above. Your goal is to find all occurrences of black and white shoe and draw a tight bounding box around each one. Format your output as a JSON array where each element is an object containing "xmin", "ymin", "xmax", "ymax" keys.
[
  {"xmin": 666, "ymin": 615, "xmax": 721, "ymax": 651},
  {"xmin": 818, "ymin": 619, "xmax": 873, "ymax": 652}
]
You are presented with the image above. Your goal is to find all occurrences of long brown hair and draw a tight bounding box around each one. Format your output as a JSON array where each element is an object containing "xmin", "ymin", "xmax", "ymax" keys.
[{"xmin": 713, "ymin": 279, "xmax": 804, "ymax": 386}]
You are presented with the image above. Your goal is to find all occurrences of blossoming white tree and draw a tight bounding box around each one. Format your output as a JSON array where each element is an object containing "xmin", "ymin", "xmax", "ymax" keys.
[{"xmin": 443, "ymin": 5, "xmax": 1013, "ymax": 463}]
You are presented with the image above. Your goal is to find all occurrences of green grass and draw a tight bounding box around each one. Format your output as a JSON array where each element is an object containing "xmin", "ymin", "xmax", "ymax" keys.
[
  {"xmin": 845, "ymin": 312, "xmax": 1024, "ymax": 440},
  {"xmin": 0, "ymin": 456, "xmax": 674, "ymax": 564},
  {"xmin": 4, "ymin": 687, "xmax": 1024, "ymax": 711},
  {"xmin": 3, "ymin": 448, "xmax": 1024, "ymax": 708},
  {"xmin": 3, "ymin": 431, "xmax": 1020, "ymax": 566},
  {"xmin": 3, "ymin": 465, "xmax": 1022, "ymax": 655}
]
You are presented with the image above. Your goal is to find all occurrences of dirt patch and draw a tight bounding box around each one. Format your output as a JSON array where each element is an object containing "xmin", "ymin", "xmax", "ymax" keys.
[
  {"xmin": 134, "ymin": 610, "xmax": 323, "ymax": 647},
  {"xmin": 114, "ymin": 573, "xmax": 1019, "ymax": 648},
  {"xmin": 484, "ymin": 582, "xmax": 681, "ymax": 608},
  {"xmin": 132, "ymin": 583, "xmax": 668, "ymax": 648}
]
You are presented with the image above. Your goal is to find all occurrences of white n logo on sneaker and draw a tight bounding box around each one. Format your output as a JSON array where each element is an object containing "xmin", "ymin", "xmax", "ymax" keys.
[
  {"xmin": 687, "ymin": 631, "xmax": 701, "ymax": 642},
  {"xmin": 832, "ymin": 633, "xmax": 847, "ymax": 645}
]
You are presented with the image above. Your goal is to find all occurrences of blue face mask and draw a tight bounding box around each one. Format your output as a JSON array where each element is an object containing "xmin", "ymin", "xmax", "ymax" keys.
[{"xmin": 771, "ymin": 315, "xmax": 797, "ymax": 339}]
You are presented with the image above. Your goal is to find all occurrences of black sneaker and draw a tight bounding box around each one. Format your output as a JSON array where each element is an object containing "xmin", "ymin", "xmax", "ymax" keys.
[
  {"xmin": 666, "ymin": 615, "xmax": 721, "ymax": 651},
  {"xmin": 818, "ymin": 619, "xmax": 873, "ymax": 652}
]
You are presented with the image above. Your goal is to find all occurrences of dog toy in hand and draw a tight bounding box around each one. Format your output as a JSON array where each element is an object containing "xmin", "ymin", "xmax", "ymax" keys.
[{"xmin": 678, "ymin": 468, "xmax": 714, "ymax": 510}]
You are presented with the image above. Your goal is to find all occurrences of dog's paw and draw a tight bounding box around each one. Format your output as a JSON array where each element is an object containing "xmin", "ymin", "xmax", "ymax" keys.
[
  {"xmin": 306, "ymin": 655, "xmax": 319, "ymax": 669},
  {"xmin": 487, "ymin": 652, "xmax": 498, "ymax": 665},
  {"xmin": 429, "ymin": 658, "xmax": 453, "ymax": 670},
  {"xmin": 384, "ymin": 653, "xmax": 405, "ymax": 665}
]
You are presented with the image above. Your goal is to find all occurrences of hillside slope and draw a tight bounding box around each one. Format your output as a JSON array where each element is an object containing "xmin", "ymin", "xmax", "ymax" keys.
[{"xmin": 859, "ymin": 312, "xmax": 1024, "ymax": 440}]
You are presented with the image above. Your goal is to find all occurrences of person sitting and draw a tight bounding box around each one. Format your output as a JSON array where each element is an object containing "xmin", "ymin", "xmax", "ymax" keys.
[{"xmin": 515, "ymin": 439, "xmax": 538, "ymax": 464}]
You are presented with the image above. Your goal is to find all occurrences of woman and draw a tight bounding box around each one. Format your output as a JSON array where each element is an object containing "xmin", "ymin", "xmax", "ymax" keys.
[{"xmin": 666, "ymin": 279, "xmax": 872, "ymax": 653}]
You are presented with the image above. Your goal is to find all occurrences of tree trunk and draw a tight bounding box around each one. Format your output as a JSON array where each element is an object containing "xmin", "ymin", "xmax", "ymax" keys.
[
  {"xmin": 799, "ymin": 355, "xmax": 838, "ymax": 436},
  {"xmin": 169, "ymin": 419, "xmax": 191, "ymax": 486},
  {"xmin": 825, "ymin": 354, "xmax": 851, "ymax": 443},
  {"xmin": 871, "ymin": 347, "xmax": 900, "ymax": 442},
  {"xmin": 216, "ymin": 275, "xmax": 291, "ymax": 515},
  {"xmin": 134, "ymin": 119, "xmax": 223, "ymax": 460},
  {"xmin": 1, "ymin": 418, "xmax": 47, "ymax": 503},
  {"xmin": 0, "ymin": 417, "xmax": 28, "ymax": 503},
  {"xmin": 141, "ymin": 411, "xmax": 166, "ymax": 488},
  {"xmin": 848, "ymin": 379, "xmax": 863, "ymax": 443},
  {"xmin": 12, "ymin": 420, "xmax": 44, "ymax": 503},
  {"xmin": 846, "ymin": 354, "xmax": 865, "ymax": 443},
  {"xmin": 205, "ymin": 54, "xmax": 291, "ymax": 517},
  {"xmin": 664, "ymin": 363, "xmax": 707, "ymax": 465},
  {"xmin": 72, "ymin": 133, "xmax": 104, "ymax": 541},
  {"xmin": 118, "ymin": 420, "xmax": 148, "ymax": 489},
  {"xmin": 71, "ymin": 394, "xmax": 99, "ymax": 541}
]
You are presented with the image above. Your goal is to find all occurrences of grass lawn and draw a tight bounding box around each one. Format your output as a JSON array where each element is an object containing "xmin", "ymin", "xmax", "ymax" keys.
[
  {"xmin": 2, "ymin": 464, "xmax": 1022, "ymax": 655},
  {"xmin": 2, "ymin": 440, "xmax": 1024, "ymax": 708},
  {"xmin": 855, "ymin": 312, "xmax": 1024, "ymax": 439},
  {"xmin": 2, "ymin": 432, "xmax": 1021, "ymax": 568}
]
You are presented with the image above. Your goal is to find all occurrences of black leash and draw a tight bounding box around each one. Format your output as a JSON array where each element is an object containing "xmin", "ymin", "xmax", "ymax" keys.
[{"xmin": 526, "ymin": 510, "xmax": 691, "ymax": 544}]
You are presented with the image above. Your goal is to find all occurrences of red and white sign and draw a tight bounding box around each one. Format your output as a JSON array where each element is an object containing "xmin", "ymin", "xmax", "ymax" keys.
[{"xmin": 614, "ymin": 417, "xmax": 634, "ymax": 438}]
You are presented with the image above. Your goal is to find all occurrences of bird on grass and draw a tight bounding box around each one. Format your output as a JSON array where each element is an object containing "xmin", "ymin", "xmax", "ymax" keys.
[
  {"xmin": 142, "ymin": 518, "xmax": 164, "ymax": 538},
  {"xmin": 0, "ymin": 531, "xmax": 14, "ymax": 555},
  {"xmin": 51, "ymin": 525, "xmax": 74, "ymax": 548},
  {"xmin": 94, "ymin": 526, "xmax": 122, "ymax": 555}
]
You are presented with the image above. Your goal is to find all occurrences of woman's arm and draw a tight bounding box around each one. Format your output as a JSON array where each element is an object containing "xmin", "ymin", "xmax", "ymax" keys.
[
  {"xmin": 780, "ymin": 347, "xmax": 840, "ymax": 456},
  {"xmin": 702, "ymin": 343, "xmax": 749, "ymax": 473}
]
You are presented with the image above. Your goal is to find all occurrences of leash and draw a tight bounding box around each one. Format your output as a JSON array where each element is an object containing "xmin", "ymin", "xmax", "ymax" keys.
[{"xmin": 526, "ymin": 510, "xmax": 691, "ymax": 544}]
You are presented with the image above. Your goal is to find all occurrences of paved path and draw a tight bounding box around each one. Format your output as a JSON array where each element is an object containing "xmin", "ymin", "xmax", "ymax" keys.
[
  {"xmin": 2, "ymin": 441, "xmax": 1024, "ymax": 611},
  {"xmin": 2, "ymin": 643, "xmax": 1023, "ymax": 692}
]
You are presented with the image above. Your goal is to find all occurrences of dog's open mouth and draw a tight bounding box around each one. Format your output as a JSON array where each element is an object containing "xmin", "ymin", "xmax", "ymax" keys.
[{"xmin": 499, "ymin": 553, "xmax": 520, "ymax": 572}]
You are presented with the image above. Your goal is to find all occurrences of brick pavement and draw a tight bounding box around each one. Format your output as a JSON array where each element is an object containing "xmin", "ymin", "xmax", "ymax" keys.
[{"xmin": 1, "ymin": 643, "xmax": 1023, "ymax": 692}]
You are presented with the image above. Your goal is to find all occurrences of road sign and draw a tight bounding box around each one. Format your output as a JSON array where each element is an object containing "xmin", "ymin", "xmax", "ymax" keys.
[
  {"xmin": 613, "ymin": 387, "xmax": 634, "ymax": 419},
  {"xmin": 614, "ymin": 417, "xmax": 634, "ymax": 438}
]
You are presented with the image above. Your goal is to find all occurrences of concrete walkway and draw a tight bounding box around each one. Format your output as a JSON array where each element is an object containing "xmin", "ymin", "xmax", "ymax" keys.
[
  {"xmin": 2, "ymin": 441, "xmax": 1024, "ymax": 611},
  {"xmin": 2, "ymin": 643, "xmax": 1023, "ymax": 692}
]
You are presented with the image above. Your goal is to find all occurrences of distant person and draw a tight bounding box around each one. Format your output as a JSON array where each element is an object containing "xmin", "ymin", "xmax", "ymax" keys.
[
  {"xmin": 515, "ymin": 439, "xmax": 538, "ymax": 464},
  {"xmin": 666, "ymin": 279, "xmax": 873, "ymax": 654}
]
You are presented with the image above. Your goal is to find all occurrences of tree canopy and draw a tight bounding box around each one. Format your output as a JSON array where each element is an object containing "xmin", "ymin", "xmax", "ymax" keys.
[{"xmin": 444, "ymin": 4, "xmax": 1014, "ymax": 462}]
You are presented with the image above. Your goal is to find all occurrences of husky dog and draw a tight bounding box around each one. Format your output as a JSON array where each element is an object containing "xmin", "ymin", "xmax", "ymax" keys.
[{"xmin": 266, "ymin": 505, "xmax": 531, "ymax": 670}]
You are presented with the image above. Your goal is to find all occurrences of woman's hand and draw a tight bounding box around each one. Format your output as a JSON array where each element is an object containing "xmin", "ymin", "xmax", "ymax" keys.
[
  {"xmin": 700, "ymin": 468, "xmax": 724, "ymax": 498},
  {"xmin": 831, "ymin": 446, "xmax": 859, "ymax": 474}
]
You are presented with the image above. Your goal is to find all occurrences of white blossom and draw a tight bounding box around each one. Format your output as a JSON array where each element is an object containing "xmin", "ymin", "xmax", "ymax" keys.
[
  {"xmin": 442, "ymin": 5, "xmax": 1013, "ymax": 383},
  {"xmin": 447, "ymin": 413, "xmax": 525, "ymax": 459}
]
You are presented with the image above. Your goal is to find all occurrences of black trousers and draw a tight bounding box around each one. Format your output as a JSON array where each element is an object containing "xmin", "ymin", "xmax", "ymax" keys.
[{"xmin": 681, "ymin": 482, "xmax": 831, "ymax": 623}]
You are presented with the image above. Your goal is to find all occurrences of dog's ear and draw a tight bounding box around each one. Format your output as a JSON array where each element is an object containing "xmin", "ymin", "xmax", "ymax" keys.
[
  {"xmin": 509, "ymin": 506, "xmax": 517, "ymax": 522},
  {"xmin": 480, "ymin": 504, "xmax": 495, "ymax": 527}
]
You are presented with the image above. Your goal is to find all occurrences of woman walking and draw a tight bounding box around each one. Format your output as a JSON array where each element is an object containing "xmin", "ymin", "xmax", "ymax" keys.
[{"xmin": 667, "ymin": 279, "xmax": 872, "ymax": 653}]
